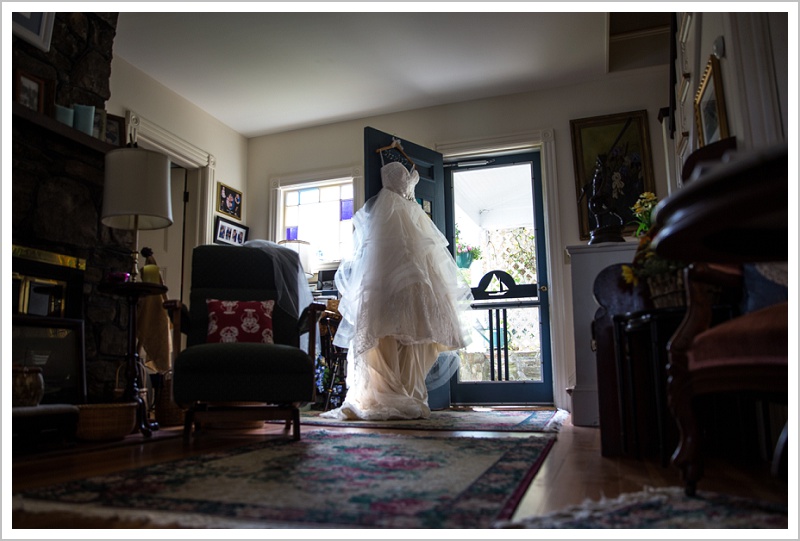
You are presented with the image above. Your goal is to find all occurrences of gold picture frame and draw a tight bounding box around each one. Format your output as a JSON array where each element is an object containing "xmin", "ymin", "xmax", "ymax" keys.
[
  {"xmin": 570, "ymin": 110, "xmax": 655, "ymax": 240},
  {"xmin": 217, "ymin": 182, "xmax": 242, "ymax": 221},
  {"xmin": 694, "ymin": 56, "xmax": 729, "ymax": 147}
]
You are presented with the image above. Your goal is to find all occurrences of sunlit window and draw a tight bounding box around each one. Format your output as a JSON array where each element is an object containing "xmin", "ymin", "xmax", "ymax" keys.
[{"xmin": 279, "ymin": 177, "xmax": 354, "ymax": 271}]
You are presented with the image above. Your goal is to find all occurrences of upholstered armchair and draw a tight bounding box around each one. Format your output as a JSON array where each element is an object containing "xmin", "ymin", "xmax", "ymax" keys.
[
  {"xmin": 173, "ymin": 243, "xmax": 324, "ymax": 441},
  {"xmin": 652, "ymin": 143, "xmax": 788, "ymax": 495}
]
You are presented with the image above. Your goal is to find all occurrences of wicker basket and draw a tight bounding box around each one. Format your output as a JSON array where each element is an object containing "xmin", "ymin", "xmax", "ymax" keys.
[
  {"xmin": 76, "ymin": 402, "xmax": 137, "ymax": 441},
  {"xmin": 646, "ymin": 271, "xmax": 685, "ymax": 308}
]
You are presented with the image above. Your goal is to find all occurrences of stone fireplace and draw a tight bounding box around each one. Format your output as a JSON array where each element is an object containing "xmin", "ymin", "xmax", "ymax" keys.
[{"xmin": 12, "ymin": 12, "xmax": 141, "ymax": 402}]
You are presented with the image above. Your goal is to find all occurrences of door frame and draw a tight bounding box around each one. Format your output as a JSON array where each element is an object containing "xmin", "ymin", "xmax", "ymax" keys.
[
  {"xmin": 435, "ymin": 129, "xmax": 572, "ymax": 411},
  {"xmin": 126, "ymin": 110, "xmax": 216, "ymax": 303}
]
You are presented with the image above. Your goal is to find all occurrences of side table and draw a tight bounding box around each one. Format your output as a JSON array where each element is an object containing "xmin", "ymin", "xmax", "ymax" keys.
[{"xmin": 99, "ymin": 281, "xmax": 167, "ymax": 437}]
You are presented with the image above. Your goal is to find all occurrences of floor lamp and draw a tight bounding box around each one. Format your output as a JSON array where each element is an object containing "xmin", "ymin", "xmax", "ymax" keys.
[{"xmin": 101, "ymin": 146, "xmax": 173, "ymax": 436}]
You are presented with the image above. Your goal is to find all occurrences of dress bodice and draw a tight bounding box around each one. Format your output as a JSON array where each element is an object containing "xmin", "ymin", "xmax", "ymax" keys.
[{"xmin": 381, "ymin": 161, "xmax": 418, "ymax": 200}]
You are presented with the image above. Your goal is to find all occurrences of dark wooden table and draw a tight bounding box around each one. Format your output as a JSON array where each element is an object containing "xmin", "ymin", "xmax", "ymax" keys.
[{"xmin": 98, "ymin": 281, "xmax": 167, "ymax": 437}]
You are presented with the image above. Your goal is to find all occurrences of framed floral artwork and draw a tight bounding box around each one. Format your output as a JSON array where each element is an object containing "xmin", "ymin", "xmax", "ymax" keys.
[{"xmin": 570, "ymin": 110, "xmax": 655, "ymax": 240}]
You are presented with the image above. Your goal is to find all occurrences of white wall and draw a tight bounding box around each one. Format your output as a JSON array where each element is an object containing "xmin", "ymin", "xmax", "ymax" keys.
[
  {"xmin": 247, "ymin": 65, "xmax": 670, "ymax": 410},
  {"xmin": 107, "ymin": 57, "xmax": 249, "ymax": 221}
]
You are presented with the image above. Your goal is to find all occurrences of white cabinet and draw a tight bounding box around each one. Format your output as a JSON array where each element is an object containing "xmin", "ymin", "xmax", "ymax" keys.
[{"xmin": 566, "ymin": 242, "xmax": 638, "ymax": 427}]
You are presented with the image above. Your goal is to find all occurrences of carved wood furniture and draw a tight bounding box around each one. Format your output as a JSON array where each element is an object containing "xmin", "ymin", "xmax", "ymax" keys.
[{"xmin": 652, "ymin": 143, "xmax": 788, "ymax": 495}]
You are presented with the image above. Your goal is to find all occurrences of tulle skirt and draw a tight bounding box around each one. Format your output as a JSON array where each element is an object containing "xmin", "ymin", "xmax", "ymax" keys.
[{"xmin": 322, "ymin": 189, "xmax": 473, "ymax": 420}]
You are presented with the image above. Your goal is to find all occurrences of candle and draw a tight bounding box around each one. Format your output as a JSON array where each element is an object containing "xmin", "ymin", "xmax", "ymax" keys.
[{"xmin": 141, "ymin": 264, "xmax": 161, "ymax": 284}]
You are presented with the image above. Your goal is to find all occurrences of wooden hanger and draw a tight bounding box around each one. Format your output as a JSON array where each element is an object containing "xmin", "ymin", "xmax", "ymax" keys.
[{"xmin": 375, "ymin": 137, "xmax": 416, "ymax": 168}]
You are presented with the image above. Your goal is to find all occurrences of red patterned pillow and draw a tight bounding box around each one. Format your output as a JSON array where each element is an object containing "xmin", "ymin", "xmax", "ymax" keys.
[{"xmin": 206, "ymin": 299, "xmax": 275, "ymax": 344}]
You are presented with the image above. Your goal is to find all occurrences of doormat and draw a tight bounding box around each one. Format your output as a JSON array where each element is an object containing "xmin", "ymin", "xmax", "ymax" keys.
[
  {"xmin": 14, "ymin": 430, "xmax": 556, "ymax": 529},
  {"xmin": 496, "ymin": 486, "xmax": 788, "ymax": 529},
  {"xmin": 296, "ymin": 407, "xmax": 567, "ymax": 432}
]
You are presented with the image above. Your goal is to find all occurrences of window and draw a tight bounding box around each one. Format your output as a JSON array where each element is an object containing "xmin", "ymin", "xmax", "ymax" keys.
[{"xmin": 278, "ymin": 177, "xmax": 354, "ymax": 271}]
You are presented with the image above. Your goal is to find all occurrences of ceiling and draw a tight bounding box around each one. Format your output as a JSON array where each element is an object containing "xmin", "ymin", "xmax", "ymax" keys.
[{"xmin": 112, "ymin": 11, "xmax": 667, "ymax": 139}]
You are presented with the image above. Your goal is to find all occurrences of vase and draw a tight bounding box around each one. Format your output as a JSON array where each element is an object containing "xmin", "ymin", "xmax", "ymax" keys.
[
  {"xmin": 646, "ymin": 271, "xmax": 685, "ymax": 308},
  {"xmin": 456, "ymin": 252, "xmax": 473, "ymax": 269},
  {"xmin": 12, "ymin": 365, "xmax": 45, "ymax": 407}
]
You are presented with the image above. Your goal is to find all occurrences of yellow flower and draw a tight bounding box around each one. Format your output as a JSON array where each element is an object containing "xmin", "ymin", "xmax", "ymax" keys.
[{"xmin": 621, "ymin": 265, "xmax": 638, "ymax": 287}]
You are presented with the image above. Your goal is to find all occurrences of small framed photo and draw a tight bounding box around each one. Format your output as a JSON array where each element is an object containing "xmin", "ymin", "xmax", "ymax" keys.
[
  {"xmin": 93, "ymin": 109, "xmax": 107, "ymax": 140},
  {"xmin": 694, "ymin": 56, "xmax": 729, "ymax": 148},
  {"xmin": 15, "ymin": 70, "xmax": 46, "ymax": 113},
  {"xmin": 105, "ymin": 114, "xmax": 126, "ymax": 147},
  {"xmin": 214, "ymin": 215, "xmax": 249, "ymax": 246},
  {"xmin": 217, "ymin": 182, "xmax": 243, "ymax": 221}
]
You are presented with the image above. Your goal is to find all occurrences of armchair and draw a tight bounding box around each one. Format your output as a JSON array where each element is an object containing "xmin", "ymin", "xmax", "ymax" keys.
[
  {"xmin": 652, "ymin": 143, "xmax": 788, "ymax": 495},
  {"xmin": 173, "ymin": 244, "xmax": 324, "ymax": 441}
]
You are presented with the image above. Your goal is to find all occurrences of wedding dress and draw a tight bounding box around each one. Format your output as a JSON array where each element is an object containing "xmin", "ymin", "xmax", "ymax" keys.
[{"xmin": 321, "ymin": 161, "xmax": 473, "ymax": 420}]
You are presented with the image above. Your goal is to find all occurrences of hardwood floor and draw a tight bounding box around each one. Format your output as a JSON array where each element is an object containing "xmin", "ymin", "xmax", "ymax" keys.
[{"xmin": 11, "ymin": 413, "xmax": 789, "ymax": 528}]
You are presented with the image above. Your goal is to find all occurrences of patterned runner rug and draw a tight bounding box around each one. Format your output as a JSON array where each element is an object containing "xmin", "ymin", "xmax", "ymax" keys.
[
  {"xmin": 297, "ymin": 407, "xmax": 567, "ymax": 432},
  {"xmin": 14, "ymin": 430, "xmax": 556, "ymax": 529},
  {"xmin": 497, "ymin": 486, "xmax": 788, "ymax": 529}
]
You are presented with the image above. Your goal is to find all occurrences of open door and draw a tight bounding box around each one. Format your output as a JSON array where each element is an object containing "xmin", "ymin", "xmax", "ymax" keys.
[
  {"xmin": 362, "ymin": 128, "xmax": 554, "ymax": 406},
  {"xmin": 364, "ymin": 127, "xmax": 450, "ymax": 245}
]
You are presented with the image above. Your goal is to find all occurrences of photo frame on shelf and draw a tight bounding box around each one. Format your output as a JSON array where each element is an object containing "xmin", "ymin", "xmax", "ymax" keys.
[
  {"xmin": 12, "ymin": 12, "xmax": 55, "ymax": 52},
  {"xmin": 15, "ymin": 70, "xmax": 47, "ymax": 113},
  {"xmin": 105, "ymin": 114, "xmax": 126, "ymax": 147},
  {"xmin": 570, "ymin": 110, "xmax": 655, "ymax": 240},
  {"xmin": 694, "ymin": 56, "xmax": 729, "ymax": 148},
  {"xmin": 214, "ymin": 215, "xmax": 249, "ymax": 246},
  {"xmin": 217, "ymin": 182, "xmax": 243, "ymax": 221},
  {"xmin": 93, "ymin": 109, "xmax": 107, "ymax": 140}
]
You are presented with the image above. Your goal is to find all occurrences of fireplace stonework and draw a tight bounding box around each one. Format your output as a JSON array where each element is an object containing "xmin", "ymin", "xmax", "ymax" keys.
[{"xmin": 13, "ymin": 13, "xmax": 143, "ymax": 402}]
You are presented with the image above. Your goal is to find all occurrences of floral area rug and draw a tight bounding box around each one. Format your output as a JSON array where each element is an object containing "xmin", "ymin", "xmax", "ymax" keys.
[
  {"xmin": 14, "ymin": 430, "xmax": 556, "ymax": 529},
  {"xmin": 297, "ymin": 407, "xmax": 567, "ymax": 432},
  {"xmin": 495, "ymin": 486, "xmax": 789, "ymax": 529}
]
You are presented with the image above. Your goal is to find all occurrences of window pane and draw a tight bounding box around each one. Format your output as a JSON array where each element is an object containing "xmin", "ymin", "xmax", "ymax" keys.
[
  {"xmin": 279, "ymin": 178, "xmax": 354, "ymax": 266},
  {"xmin": 340, "ymin": 199, "xmax": 353, "ymax": 221},
  {"xmin": 284, "ymin": 205, "xmax": 299, "ymax": 226},
  {"xmin": 319, "ymin": 185, "xmax": 339, "ymax": 202},
  {"xmin": 299, "ymin": 188, "xmax": 319, "ymax": 205}
]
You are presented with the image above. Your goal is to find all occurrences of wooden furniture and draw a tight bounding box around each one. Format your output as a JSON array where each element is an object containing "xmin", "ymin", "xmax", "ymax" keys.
[
  {"xmin": 172, "ymin": 245, "xmax": 324, "ymax": 441},
  {"xmin": 98, "ymin": 281, "xmax": 167, "ymax": 438},
  {"xmin": 566, "ymin": 242, "xmax": 638, "ymax": 426},
  {"xmin": 652, "ymin": 143, "xmax": 788, "ymax": 495}
]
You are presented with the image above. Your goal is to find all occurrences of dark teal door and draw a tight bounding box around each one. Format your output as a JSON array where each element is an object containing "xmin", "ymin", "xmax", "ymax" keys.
[
  {"xmin": 364, "ymin": 127, "xmax": 447, "ymax": 236},
  {"xmin": 445, "ymin": 152, "xmax": 554, "ymax": 405},
  {"xmin": 363, "ymin": 129, "xmax": 553, "ymax": 406}
]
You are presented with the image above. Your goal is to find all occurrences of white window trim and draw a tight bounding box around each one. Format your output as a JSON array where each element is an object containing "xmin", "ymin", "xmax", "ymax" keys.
[{"xmin": 268, "ymin": 164, "xmax": 363, "ymax": 244}]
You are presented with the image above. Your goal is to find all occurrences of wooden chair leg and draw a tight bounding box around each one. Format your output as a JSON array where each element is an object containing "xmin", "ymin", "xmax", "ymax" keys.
[
  {"xmin": 292, "ymin": 408, "xmax": 301, "ymax": 441},
  {"xmin": 183, "ymin": 408, "xmax": 195, "ymax": 442}
]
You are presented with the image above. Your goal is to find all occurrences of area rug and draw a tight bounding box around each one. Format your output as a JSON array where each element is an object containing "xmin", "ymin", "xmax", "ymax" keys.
[
  {"xmin": 14, "ymin": 430, "xmax": 556, "ymax": 529},
  {"xmin": 295, "ymin": 407, "xmax": 567, "ymax": 433},
  {"xmin": 495, "ymin": 486, "xmax": 789, "ymax": 529}
]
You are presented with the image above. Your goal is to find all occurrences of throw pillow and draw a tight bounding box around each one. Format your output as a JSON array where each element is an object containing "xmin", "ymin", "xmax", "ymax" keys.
[{"xmin": 206, "ymin": 299, "xmax": 275, "ymax": 343}]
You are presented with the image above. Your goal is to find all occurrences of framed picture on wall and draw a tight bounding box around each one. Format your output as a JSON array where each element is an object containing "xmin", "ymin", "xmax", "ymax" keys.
[
  {"xmin": 694, "ymin": 56, "xmax": 729, "ymax": 148},
  {"xmin": 217, "ymin": 182, "xmax": 243, "ymax": 221},
  {"xmin": 12, "ymin": 12, "xmax": 55, "ymax": 52},
  {"xmin": 105, "ymin": 114, "xmax": 126, "ymax": 147},
  {"xmin": 570, "ymin": 110, "xmax": 655, "ymax": 240},
  {"xmin": 214, "ymin": 215, "xmax": 249, "ymax": 246}
]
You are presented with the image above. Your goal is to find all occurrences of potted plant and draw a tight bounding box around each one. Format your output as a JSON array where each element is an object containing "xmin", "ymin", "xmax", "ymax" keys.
[
  {"xmin": 454, "ymin": 225, "xmax": 481, "ymax": 269},
  {"xmin": 621, "ymin": 192, "xmax": 686, "ymax": 307}
]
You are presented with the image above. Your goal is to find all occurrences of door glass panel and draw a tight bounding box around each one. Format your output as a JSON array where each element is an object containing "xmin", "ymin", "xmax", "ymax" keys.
[{"xmin": 453, "ymin": 162, "xmax": 544, "ymax": 386}]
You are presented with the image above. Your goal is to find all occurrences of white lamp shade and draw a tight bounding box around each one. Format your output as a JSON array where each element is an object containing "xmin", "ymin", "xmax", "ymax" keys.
[{"xmin": 102, "ymin": 148, "xmax": 173, "ymax": 230}]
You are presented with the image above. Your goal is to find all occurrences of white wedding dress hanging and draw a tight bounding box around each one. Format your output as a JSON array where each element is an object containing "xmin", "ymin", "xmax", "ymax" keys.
[{"xmin": 321, "ymin": 160, "xmax": 473, "ymax": 420}]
